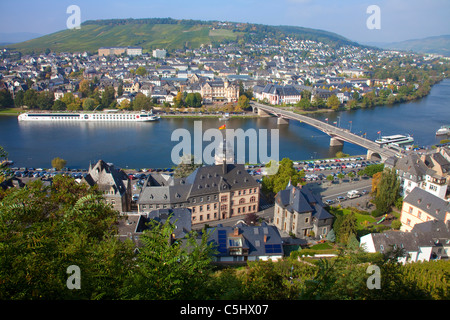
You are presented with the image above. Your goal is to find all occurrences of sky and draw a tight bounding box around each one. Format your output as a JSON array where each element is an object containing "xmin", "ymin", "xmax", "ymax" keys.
[{"xmin": 0, "ymin": 0, "xmax": 449, "ymax": 44}]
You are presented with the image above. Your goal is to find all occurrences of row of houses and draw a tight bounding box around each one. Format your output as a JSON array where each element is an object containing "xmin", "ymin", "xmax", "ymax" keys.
[
  {"xmin": 361, "ymin": 147, "xmax": 450, "ymax": 263},
  {"xmin": 361, "ymin": 187, "xmax": 450, "ymax": 263}
]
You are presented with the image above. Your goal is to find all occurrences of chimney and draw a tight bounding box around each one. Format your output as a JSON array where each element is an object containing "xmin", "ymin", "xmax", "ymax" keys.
[
  {"xmin": 264, "ymin": 235, "xmax": 268, "ymax": 243},
  {"xmin": 223, "ymin": 159, "xmax": 227, "ymax": 175},
  {"xmin": 233, "ymin": 227, "xmax": 239, "ymax": 236}
]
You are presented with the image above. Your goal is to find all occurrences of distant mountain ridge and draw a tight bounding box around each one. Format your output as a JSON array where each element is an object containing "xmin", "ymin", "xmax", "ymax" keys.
[
  {"xmin": 0, "ymin": 32, "xmax": 42, "ymax": 44},
  {"xmin": 3, "ymin": 17, "xmax": 361, "ymax": 54},
  {"xmin": 379, "ymin": 35, "xmax": 450, "ymax": 56}
]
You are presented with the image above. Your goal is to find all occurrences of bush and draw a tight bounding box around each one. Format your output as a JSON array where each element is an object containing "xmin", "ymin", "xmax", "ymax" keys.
[
  {"xmin": 371, "ymin": 207, "xmax": 385, "ymax": 217},
  {"xmin": 391, "ymin": 219, "xmax": 402, "ymax": 230}
]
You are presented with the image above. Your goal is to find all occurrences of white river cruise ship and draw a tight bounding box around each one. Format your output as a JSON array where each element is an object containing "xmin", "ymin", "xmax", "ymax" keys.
[{"xmin": 18, "ymin": 110, "xmax": 160, "ymax": 122}]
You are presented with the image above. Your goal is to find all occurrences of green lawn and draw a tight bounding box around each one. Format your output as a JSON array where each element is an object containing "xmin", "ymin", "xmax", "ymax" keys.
[
  {"xmin": 0, "ymin": 108, "xmax": 22, "ymax": 115},
  {"xmin": 330, "ymin": 207, "xmax": 377, "ymax": 230}
]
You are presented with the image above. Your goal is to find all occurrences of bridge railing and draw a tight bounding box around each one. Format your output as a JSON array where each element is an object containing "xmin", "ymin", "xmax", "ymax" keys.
[{"xmin": 251, "ymin": 102, "xmax": 398, "ymax": 158}]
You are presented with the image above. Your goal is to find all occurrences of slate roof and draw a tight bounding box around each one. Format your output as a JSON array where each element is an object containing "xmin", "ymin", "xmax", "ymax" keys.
[
  {"xmin": 135, "ymin": 208, "xmax": 192, "ymax": 239},
  {"xmin": 207, "ymin": 222, "xmax": 283, "ymax": 257},
  {"xmin": 403, "ymin": 187, "xmax": 449, "ymax": 221},
  {"xmin": 369, "ymin": 230, "xmax": 434, "ymax": 253},
  {"xmin": 393, "ymin": 154, "xmax": 430, "ymax": 181},
  {"xmin": 262, "ymin": 84, "xmax": 300, "ymax": 97},
  {"xmin": 138, "ymin": 163, "xmax": 259, "ymax": 205},
  {"xmin": 275, "ymin": 185, "xmax": 333, "ymax": 220},
  {"xmin": 83, "ymin": 160, "xmax": 128, "ymax": 196},
  {"xmin": 411, "ymin": 219, "xmax": 450, "ymax": 241}
]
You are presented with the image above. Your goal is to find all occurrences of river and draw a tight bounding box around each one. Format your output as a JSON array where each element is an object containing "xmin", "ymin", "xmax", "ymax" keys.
[{"xmin": 1, "ymin": 79, "xmax": 449, "ymax": 169}]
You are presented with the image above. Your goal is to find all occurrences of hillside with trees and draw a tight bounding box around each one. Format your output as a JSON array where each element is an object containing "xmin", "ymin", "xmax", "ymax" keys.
[{"xmin": 4, "ymin": 18, "xmax": 361, "ymax": 54}]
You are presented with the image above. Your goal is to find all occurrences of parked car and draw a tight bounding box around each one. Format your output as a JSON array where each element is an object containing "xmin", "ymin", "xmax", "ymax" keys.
[{"xmin": 336, "ymin": 196, "xmax": 346, "ymax": 202}]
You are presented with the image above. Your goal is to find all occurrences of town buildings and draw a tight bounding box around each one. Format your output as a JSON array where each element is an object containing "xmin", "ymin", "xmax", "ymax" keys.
[
  {"xmin": 253, "ymin": 83, "xmax": 301, "ymax": 105},
  {"xmin": 399, "ymin": 187, "xmax": 450, "ymax": 232},
  {"xmin": 98, "ymin": 46, "xmax": 143, "ymax": 57},
  {"xmin": 273, "ymin": 183, "xmax": 334, "ymax": 239},
  {"xmin": 153, "ymin": 49, "xmax": 167, "ymax": 59},
  {"xmin": 137, "ymin": 162, "xmax": 260, "ymax": 225},
  {"xmin": 385, "ymin": 151, "xmax": 449, "ymax": 200},
  {"xmin": 118, "ymin": 208, "xmax": 192, "ymax": 246},
  {"xmin": 207, "ymin": 222, "xmax": 284, "ymax": 263},
  {"xmin": 200, "ymin": 79, "xmax": 239, "ymax": 103},
  {"xmin": 81, "ymin": 160, "xmax": 132, "ymax": 212},
  {"xmin": 360, "ymin": 219, "xmax": 450, "ymax": 263}
]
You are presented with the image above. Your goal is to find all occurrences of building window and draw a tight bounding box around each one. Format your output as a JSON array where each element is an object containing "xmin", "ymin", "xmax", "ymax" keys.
[
  {"xmin": 250, "ymin": 196, "xmax": 256, "ymax": 203},
  {"xmin": 406, "ymin": 219, "xmax": 411, "ymax": 226},
  {"xmin": 305, "ymin": 217, "xmax": 309, "ymax": 223},
  {"xmin": 221, "ymin": 196, "xmax": 227, "ymax": 202},
  {"xmin": 239, "ymin": 198, "xmax": 245, "ymax": 204},
  {"xmin": 409, "ymin": 206, "xmax": 413, "ymax": 214},
  {"xmin": 221, "ymin": 204, "xmax": 227, "ymax": 211},
  {"xmin": 418, "ymin": 211, "xmax": 422, "ymax": 219}
]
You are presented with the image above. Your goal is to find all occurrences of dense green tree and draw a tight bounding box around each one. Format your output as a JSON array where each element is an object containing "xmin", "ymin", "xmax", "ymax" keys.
[
  {"xmin": 173, "ymin": 154, "xmax": 202, "ymax": 178},
  {"xmin": 121, "ymin": 218, "xmax": 215, "ymax": 299},
  {"xmin": 101, "ymin": 86, "xmax": 116, "ymax": 108},
  {"xmin": 51, "ymin": 157, "xmax": 67, "ymax": 170},
  {"xmin": 185, "ymin": 92, "xmax": 202, "ymax": 108},
  {"xmin": 312, "ymin": 95, "xmax": 326, "ymax": 109},
  {"xmin": 373, "ymin": 168, "xmax": 400, "ymax": 215},
  {"xmin": 236, "ymin": 94, "xmax": 250, "ymax": 110},
  {"xmin": 135, "ymin": 66, "xmax": 148, "ymax": 76},
  {"xmin": 23, "ymin": 89, "xmax": 38, "ymax": 109},
  {"xmin": 261, "ymin": 158, "xmax": 305, "ymax": 198},
  {"xmin": 52, "ymin": 100, "xmax": 66, "ymax": 111},
  {"xmin": 132, "ymin": 93, "xmax": 151, "ymax": 111},
  {"xmin": 0, "ymin": 176, "xmax": 134, "ymax": 299},
  {"xmin": 361, "ymin": 163, "xmax": 384, "ymax": 177},
  {"xmin": 326, "ymin": 94, "xmax": 340, "ymax": 110},
  {"xmin": 36, "ymin": 91, "xmax": 54, "ymax": 110},
  {"xmin": 14, "ymin": 90, "xmax": 25, "ymax": 108},
  {"xmin": 173, "ymin": 91, "xmax": 184, "ymax": 108},
  {"xmin": 0, "ymin": 89, "xmax": 14, "ymax": 108},
  {"xmin": 333, "ymin": 211, "xmax": 357, "ymax": 245},
  {"xmin": 82, "ymin": 98, "xmax": 96, "ymax": 111}
]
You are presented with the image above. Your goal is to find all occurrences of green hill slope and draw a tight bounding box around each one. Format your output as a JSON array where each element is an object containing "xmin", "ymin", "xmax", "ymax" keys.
[
  {"xmin": 382, "ymin": 35, "xmax": 450, "ymax": 56},
  {"xmin": 4, "ymin": 18, "xmax": 359, "ymax": 54}
]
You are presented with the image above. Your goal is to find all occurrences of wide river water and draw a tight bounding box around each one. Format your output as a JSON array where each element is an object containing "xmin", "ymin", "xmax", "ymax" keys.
[{"xmin": 1, "ymin": 79, "xmax": 449, "ymax": 169}]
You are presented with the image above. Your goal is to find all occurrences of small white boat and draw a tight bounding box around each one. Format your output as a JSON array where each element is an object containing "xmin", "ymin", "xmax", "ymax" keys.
[
  {"xmin": 375, "ymin": 134, "xmax": 414, "ymax": 146},
  {"xmin": 219, "ymin": 113, "xmax": 230, "ymax": 121},
  {"xmin": 436, "ymin": 125, "xmax": 450, "ymax": 136}
]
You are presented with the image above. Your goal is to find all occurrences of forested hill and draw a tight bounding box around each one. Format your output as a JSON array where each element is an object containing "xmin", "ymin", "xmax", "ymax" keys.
[{"xmin": 4, "ymin": 17, "xmax": 361, "ymax": 54}]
